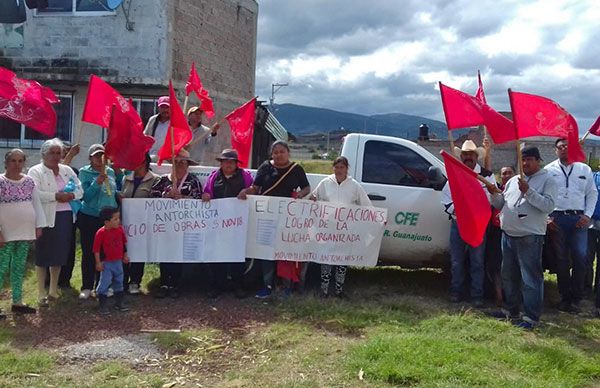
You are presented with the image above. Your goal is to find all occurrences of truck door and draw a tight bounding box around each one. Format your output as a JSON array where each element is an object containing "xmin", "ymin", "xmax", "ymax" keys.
[{"xmin": 357, "ymin": 139, "xmax": 450, "ymax": 267}]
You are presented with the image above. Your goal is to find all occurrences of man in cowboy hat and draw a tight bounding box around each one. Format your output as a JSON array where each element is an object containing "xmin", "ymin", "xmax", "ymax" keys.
[
  {"xmin": 441, "ymin": 139, "xmax": 496, "ymax": 307},
  {"xmin": 186, "ymin": 106, "xmax": 221, "ymax": 165}
]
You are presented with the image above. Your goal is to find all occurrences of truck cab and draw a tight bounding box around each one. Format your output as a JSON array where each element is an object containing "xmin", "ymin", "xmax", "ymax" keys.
[{"xmin": 338, "ymin": 134, "xmax": 450, "ymax": 267}]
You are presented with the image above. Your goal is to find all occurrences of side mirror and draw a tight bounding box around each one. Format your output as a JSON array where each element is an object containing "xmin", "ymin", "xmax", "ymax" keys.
[{"xmin": 427, "ymin": 166, "xmax": 446, "ymax": 191}]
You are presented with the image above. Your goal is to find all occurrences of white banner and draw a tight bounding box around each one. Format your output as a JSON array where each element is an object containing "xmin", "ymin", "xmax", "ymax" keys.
[
  {"xmin": 245, "ymin": 196, "xmax": 387, "ymax": 267},
  {"xmin": 121, "ymin": 198, "xmax": 249, "ymax": 263}
]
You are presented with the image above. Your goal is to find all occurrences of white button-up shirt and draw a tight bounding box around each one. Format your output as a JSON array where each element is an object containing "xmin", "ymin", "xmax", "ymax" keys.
[
  {"xmin": 441, "ymin": 163, "xmax": 496, "ymax": 219},
  {"xmin": 544, "ymin": 159, "xmax": 598, "ymax": 217}
]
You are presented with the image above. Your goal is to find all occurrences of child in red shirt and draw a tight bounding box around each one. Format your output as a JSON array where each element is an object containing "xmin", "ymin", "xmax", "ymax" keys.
[{"xmin": 93, "ymin": 207, "xmax": 129, "ymax": 315}]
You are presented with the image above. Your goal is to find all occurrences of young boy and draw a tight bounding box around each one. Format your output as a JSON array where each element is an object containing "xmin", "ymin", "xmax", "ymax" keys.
[{"xmin": 93, "ymin": 207, "xmax": 129, "ymax": 315}]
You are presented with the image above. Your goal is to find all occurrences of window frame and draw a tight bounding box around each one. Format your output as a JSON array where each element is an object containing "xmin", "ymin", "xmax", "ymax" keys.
[
  {"xmin": 0, "ymin": 92, "xmax": 74, "ymax": 149},
  {"xmin": 34, "ymin": 0, "xmax": 116, "ymax": 17},
  {"xmin": 100, "ymin": 96, "xmax": 159, "ymax": 142},
  {"xmin": 361, "ymin": 139, "xmax": 439, "ymax": 189}
]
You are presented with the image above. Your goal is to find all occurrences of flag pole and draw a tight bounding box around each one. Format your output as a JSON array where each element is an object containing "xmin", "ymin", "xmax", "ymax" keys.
[
  {"xmin": 170, "ymin": 124, "xmax": 177, "ymax": 189},
  {"xmin": 439, "ymin": 82, "xmax": 456, "ymax": 152},
  {"xmin": 186, "ymin": 116, "xmax": 226, "ymax": 148},
  {"xmin": 103, "ymin": 106, "xmax": 115, "ymax": 197},
  {"xmin": 580, "ymin": 130, "xmax": 590, "ymax": 144},
  {"xmin": 447, "ymin": 130, "xmax": 456, "ymax": 153},
  {"xmin": 75, "ymin": 122, "xmax": 86, "ymax": 146},
  {"xmin": 507, "ymin": 88, "xmax": 524, "ymax": 179},
  {"xmin": 182, "ymin": 96, "xmax": 189, "ymax": 117}
]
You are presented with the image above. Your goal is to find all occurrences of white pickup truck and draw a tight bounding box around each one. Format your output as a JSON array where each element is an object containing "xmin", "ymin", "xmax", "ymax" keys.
[{"xmin": 156, "ymin": 133, "xmax": 452, "ymax": 268}]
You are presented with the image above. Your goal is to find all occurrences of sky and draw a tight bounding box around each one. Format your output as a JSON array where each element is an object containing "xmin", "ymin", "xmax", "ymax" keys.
[{"xmin": 255, "ymin": 0, "xmax": 600, "ymax": 131}]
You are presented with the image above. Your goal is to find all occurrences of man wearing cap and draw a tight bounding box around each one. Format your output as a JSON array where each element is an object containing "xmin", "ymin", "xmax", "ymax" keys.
[
  {"xmin": 488, "ymin": 146, "xmax": 557, "ymax": 329},
  {"xmin": 202, "ymin": 149, "xmax": 253, "ymax": 298},
  {"xmin": 77, "ymin": 144, "xmax": 118, "ymax": 299},
  {"xmin": 186, "ymin": 106, "xmax": 221, "ymax": 165},
  {"xmin": 545, "ymin": 138, "xmax": 598, "ymax": 313},
  {"xmin": 144, "ymin": 96, "xmax": 171, "ymax": 159},
  {"xmin": 441, "ymin": 140, "xmax": 496, "ymax": 307}
]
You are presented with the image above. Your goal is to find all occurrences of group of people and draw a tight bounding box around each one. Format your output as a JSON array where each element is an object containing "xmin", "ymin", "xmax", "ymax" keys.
[
  {"xmin": 0, "ymin": 97, "xmax": 373, "ymax": 318},
  {"xmin": 442, "ymin": 137, "xmax": 600, "ymax": 329}
]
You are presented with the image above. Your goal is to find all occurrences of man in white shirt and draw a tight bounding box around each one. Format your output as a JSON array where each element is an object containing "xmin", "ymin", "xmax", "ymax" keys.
[
  {"xmin": 144, "ymin": 96, "xmax": 171, "ymax": 160},
  {"xmin": 545, "ymin": 138, "xmax": 598, "ymax": 313},
  {"xmin": 441, "ymin": 140, "xmax": 497, "ymax": 307},
  {"xmin": 186, "ymin": 106, "xmax": 220, "ymax": 165}
]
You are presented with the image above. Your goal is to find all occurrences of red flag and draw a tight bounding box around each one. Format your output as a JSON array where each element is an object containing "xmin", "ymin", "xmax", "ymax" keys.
[
  {"xmin": 105, "ymin": 99, "xmax": 155, "ymax": 170},
  {"xmin": 587, "ymin": 115, "xmax": 600, "ymax": 136},
  {"xmin": 441, "ymin": 150, "xmax": 491, "ymax": 247},
  {"xmin": 184, "ymin": 62, "xmax": 215, "ymax": 119},
  {"xmin": 508, "ymin": 90, "xmax": 585, "ymax": 163},
  {"xmin": 0, "ymin": 67, "xmax": 59, "ymax": 136},
  {"xmin": 157, "ymin": 81, "xmax": 192, "ymax": 166},
  {"xmin": 185, "ymin": 62, "xmax": 203, "ymax": 97},
  {"xmin": 82, "ymin": 75, "xmax": 132, "ymax": 127},
  {"xmin": 475, "ymin": 70, "xmax": 487, "ymax": 104},
  {"xmin": 226, "ymin": 98, "xmax": 256, "ymax": 168},
  {"xmin": 439, "ymin": 82, "xmax": 515, "ymax": 144}
]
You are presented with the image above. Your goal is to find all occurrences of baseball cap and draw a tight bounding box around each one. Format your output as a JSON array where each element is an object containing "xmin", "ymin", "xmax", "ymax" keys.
[
  {"xmin": 88, "ymin": 144, "xmax": 105, "ymax": 156},
  {"xmin": 157, "ymin": 96, "xmax": 170, "ymax": 107}
]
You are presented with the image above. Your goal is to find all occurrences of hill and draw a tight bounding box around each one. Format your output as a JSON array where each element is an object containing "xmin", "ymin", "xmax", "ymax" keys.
[{"xmin": 271, "ymin": 103, "xmax": 450, "ymax": 139}]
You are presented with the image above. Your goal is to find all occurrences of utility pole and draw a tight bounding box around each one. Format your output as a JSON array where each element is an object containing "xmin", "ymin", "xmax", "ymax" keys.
[{"xmin": 270, "ymin": 82, "xmax": 288, "ymax": 111}]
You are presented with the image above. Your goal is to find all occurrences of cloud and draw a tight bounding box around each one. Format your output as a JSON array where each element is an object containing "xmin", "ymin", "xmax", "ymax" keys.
[{"xmin": 256, "ymin": 0, "xmax": 600, "ymax": 130}]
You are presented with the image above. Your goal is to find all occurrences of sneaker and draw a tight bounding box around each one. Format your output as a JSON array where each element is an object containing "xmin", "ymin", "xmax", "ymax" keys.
[
  {"xmin": 78, "ymin": 289, "xmax": 91, "ymax": 300},
  {"xmin": 38, "ymin": 297, "xmax": 49, "ymax": 308},
  {"xmin": 449, "ymin": 293, "xmax": 461, "ymax": 303},
  {"xmin": 283, "ymin": 287, "xmax": 292, "ymax": 298},
  {"xmin": 255, "ymin": 286, "xmax": 272, "ymax": 299},
  {"xmin": 98, "ymin": 304, "xmax": 111, "ymax": 315},
  {"xmin": 168, "ymin": 287, "xmax": 179, "ymax": 299},
  {"xmin": 106, "ymin": 288, "xmax": 114, "ymax": 298},
  {"xmin": 11, "ymin": 304, "xmax": 36, "ymax": 314},
  {"xmin": 155, "ymin": 285, "xmax": 168, "ymax": 299},
  {"xmin": 557, "ymin": 301, "xmax": 579, "ymax": 314},
  {"xmin": 128, "ymin": 284, "xmax": 140, "ymax": 295},
  {"xmin": 486, "ymin": 309, "xmax": 515, "ymax": 320},
  {"xmin": 472, "ymin": 299, "xmax": 484, "ymax": 308},
  {"xmin": 513, "ymin": 320, "xmax": 535, "ymax": 330},
  {"xmin": 0, "ymin": 310, "xmax": 6, "ymax": 320}
]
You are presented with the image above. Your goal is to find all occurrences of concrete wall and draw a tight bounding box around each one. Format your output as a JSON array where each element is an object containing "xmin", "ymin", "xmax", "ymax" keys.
[
  {"xmin": 1, "ymin": 0, "xmax": 259, "ymax": 168},
  {"xmin": 1, "ymin": 0, "xmax": 171, "ymax": 85}
]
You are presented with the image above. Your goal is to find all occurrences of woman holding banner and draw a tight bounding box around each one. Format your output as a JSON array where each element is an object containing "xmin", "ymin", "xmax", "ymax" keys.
[
  {"xmin": 239, "ymin": 140, "xmax": 310, "ymax": 298},
  {"xmin": 151, "ymin": 149, "xmax": 203, "ymax": 299},
  {"xmin": 77, "ymin": 144, "xmax": 118, "ymax": 300},
  {"xmin": 120, "ymin": 153, "xmax": 159, "ymax": 295},
  {"xmin": 202, "ymin": 149, "xmax": 253, "ymax": 298},
  {"xmin": 28, "ymin": 138, "xmax": 83, "ymax": 307},
  {"xmin": 310, "ymin": 156, "xmax": 372, "ymax": 298}
]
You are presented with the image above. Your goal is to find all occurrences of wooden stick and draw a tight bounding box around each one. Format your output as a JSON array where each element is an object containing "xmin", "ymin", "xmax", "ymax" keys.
[
  {"xmin": 182, "ymin": 95, "xmax": 189, "ymax": 116},
  {"xmin": 580, "ymin": 130, "xmax": 591, "ymax": 144},
  {"xmin": 170, "ymin": 125, "xmax": 177, "ymax": 189},
  {"xmin": 447, "ymin": 130, "xmax": 456, "ymax": 153},
  {"xmin": 187, "ymin": 116, "xmax": 226, "ymax": 148},
  {"xmin": 75, "ymin": 122, "xmax": 86, "ymax": 146},
  {"xmin": 102, "ymin": 106, "xmax": 115, "ymax": 197},
  {"xmin": 140, "ymin": 329, "xmax": 181, "ymax": 333},
  {"xmin": 515, "ymin": 139, "xmax": 524, "ymax": 179}
]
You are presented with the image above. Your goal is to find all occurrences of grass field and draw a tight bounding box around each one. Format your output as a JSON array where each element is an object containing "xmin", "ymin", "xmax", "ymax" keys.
[{"xmin": 1, "ymin": 251, "xmax": 600, "ymax": 386}]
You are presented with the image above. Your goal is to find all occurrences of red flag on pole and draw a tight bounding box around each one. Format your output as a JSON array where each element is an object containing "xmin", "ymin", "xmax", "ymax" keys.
[
  {"xmin": 439, "ymin": 82, "xmax": 515, "ymax": 143},
  {"xmin": 586, "ymin": 115, "xmax": 600, "ymax": 136},
  {"xmin": 157, "ymin": 81, "xmax": 192, "ymax": 166},
  {"xmin": 185, "ymin": 62, "xmax": 203, "ymax": 96},
  {"xmin": 225, "ymin": 98, "xmax": 256, "ymax": 168},
  {"xmin": 105, "ymin": 99, "xmax": 155, "ymax": 170},
  {"xmin": 184, "ymin": 62, "xmax": 215, "ymax": 119},
  {"xmin": 508, "ymin": 90, "xmax": 585, "ymax": 163},
  {"xmin": 441, "ymin": 150, "xmax": 491, "ymax": 247},
  {"xmin": 475, "ymin": 70, "xmax": 487, "ymax": 104},
  {"xmin": 82, "ymin": 74, "xmax": 133, "ymax": 128},
  {"xmin": 0, "ymin": 67, "xmax": 59, "ymax": 136}
]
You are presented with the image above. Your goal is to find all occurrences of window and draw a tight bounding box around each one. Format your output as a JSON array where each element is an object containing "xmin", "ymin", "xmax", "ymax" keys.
[
  {"xmin": 0, "ymin": 93, "xmax": 73, "ymax": 149},
  {"xmin": 100, "ymin": 96, "xmax": 159, "ymax": 142},
  {"xmin": 36, "ymin": 0, "xmax": 115, "ymax": 15},
  {"xmin": 362, "ymin": 140, "xmax": 444, "ymax": 189}
]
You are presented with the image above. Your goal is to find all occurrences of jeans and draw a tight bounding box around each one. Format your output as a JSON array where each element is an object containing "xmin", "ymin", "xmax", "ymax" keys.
[
  {"xmin": 259, "ymin": 259, "xmax": 275, "ymax": 288},
  {"xmin": 449, "ymin": 220, "xmax": 485, "ymax": 299},
  {"xmin": 553, "ymin": 213, "xmax": 588, "ymax": 303},
  {"xmin": 501, "ymin": 234, "xmax": 545, "ymax": 322},
  {"xmin": 586, "ymin": 228, "xmax": 600, "ymax": 295},
  {"xmin": 96, "ymin": 260, "xmax": 124, "ymax": 296}
]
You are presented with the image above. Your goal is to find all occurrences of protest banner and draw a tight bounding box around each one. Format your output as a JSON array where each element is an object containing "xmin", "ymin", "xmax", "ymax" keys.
[
  {"xmin": 246, "ymin": 196, "xmax": 387, "ymax": 267},
  {"xmin": 121, "ymin": 198, "xmax": 248, "ymax": 263}
]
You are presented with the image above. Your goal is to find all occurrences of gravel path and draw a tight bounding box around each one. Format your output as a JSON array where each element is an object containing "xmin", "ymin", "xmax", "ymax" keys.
[{"xmin": 58, "ymin": 334, "xmax": 162, "ymax": 363}]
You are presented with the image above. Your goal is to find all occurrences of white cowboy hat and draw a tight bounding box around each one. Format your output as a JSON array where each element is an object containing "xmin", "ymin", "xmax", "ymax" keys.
[{"xmin": 453, "ymin": 140, "xmax": 485, "ymax": 159}]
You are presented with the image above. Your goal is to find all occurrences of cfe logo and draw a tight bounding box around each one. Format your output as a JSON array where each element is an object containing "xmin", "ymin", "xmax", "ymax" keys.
[{"xmin": 394, "ymin": 211, "xmax": 419, "ymax": 226}]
